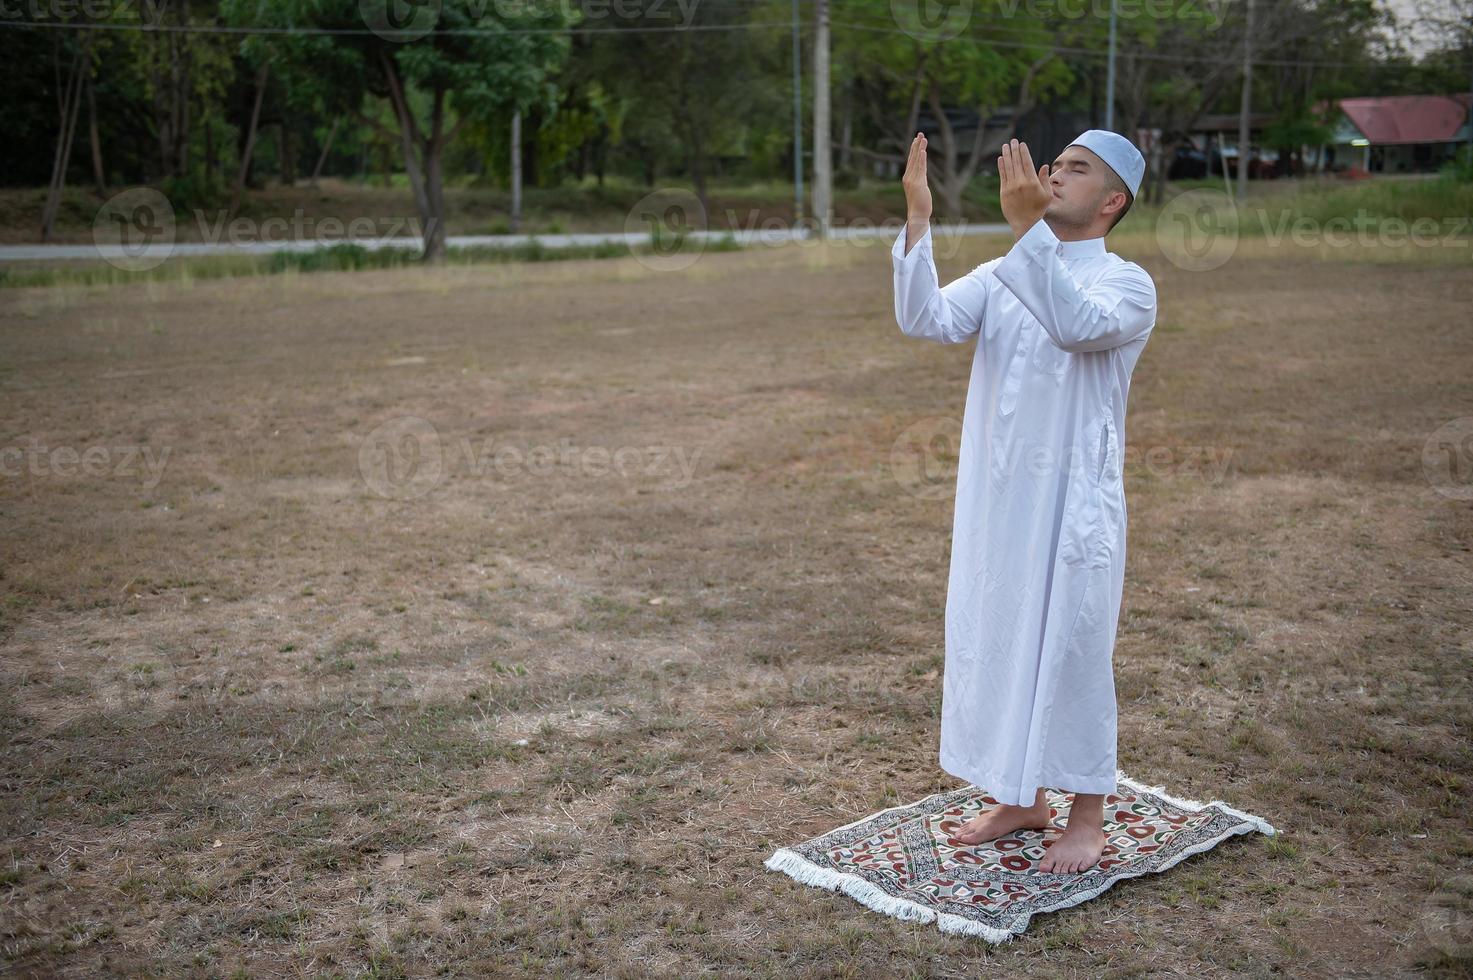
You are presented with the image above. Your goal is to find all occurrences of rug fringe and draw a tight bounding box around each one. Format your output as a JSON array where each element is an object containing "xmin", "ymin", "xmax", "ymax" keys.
[
  {"xmin": 764, "ymin": 775, "xmax": 1279, "ymax": 943},
  {"xmin": 1114, "ymin": 769, "xmax": 1280, "ymax": 837},
  {"xmin": 763, "ymin": 847, "xmax": 1020, "ymax": 944}
]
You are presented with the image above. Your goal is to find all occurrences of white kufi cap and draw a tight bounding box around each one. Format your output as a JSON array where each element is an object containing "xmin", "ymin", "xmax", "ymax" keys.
[{"xmin": 1065, "ymin": 129, "xmax": 1145, "ymax": 198}]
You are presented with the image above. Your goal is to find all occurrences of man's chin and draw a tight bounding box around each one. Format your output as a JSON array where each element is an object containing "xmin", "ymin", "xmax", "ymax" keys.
[{"xmin": 1043, "ymin": 205, "xmax": 1080, "ymax": 229}]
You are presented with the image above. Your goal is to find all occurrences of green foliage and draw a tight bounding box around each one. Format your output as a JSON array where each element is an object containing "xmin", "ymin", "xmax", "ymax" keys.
[
  {"xmin": 1439, "ymin": 144, "xmax": 1473, "ymax": 183},
  {"xmin": 0, "ymin": 0, "xmax": 1456, "ymax": 232},
  {"xmin": 264, "ymin": 242, "xmax": 413, "ymax": 273},
  {"xmin": 1263, "ymin": 104, "xmax": 1337, "ymax": 152},
  {"xmin": 160, "ymin": 172, "xmax": 230, "ymax": 212}
]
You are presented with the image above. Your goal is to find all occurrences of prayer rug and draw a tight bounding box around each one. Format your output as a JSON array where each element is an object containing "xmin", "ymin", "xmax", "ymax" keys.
[{"xmin": 763, "ymin": 772, "xmax": 1278, "ymax": 943}]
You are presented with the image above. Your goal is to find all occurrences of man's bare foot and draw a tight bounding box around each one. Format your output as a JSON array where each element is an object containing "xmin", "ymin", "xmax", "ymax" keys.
[
  {"xmin": 951, "ymin": 800, "xmax": 1052, "ymax": 846},
  {"xmin": 1036, "ymin": 825, "xmax": 1107, "ymax": 873}
]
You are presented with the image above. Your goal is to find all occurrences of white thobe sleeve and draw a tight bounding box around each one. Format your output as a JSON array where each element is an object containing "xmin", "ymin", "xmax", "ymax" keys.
[
  {"xmin": 891, "ymin": 225, "xmax": 997, "ymax": 345},
  {"xmin": 992, "ymin": 218, "xmax": 1157, "ymax": 353}
]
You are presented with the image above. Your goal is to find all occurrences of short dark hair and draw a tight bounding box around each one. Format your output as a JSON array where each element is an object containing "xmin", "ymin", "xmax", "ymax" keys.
[{"xmin": 1103, "ymin": 169, "xmax": 1134, "ymax": 233}]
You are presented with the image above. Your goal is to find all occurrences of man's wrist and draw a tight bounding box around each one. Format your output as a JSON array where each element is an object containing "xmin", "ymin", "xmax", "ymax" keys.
[
  {"xmin": 1009, "ymin": 214, "xmax": 1045, "ymax": 241},
  {"xmin": 902, "ymin": 216, "xmax": 930, "ymax": 255}
]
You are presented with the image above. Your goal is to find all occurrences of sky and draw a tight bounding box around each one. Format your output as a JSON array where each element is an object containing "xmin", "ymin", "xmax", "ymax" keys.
[{"xmin": 1375, "ymin": 0, "xmax": 1462, "ymax": 58}]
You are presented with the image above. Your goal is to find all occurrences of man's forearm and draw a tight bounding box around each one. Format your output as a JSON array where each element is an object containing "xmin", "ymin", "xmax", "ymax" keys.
[{"xmin": 904, "ymin": 217, "xmax": 929, "ymax": 256}]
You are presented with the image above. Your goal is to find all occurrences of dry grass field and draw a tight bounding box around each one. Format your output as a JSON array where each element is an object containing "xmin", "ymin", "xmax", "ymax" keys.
[{"xmin": 2, "ymin": 225, "xmax": 1471, "ymax": 976}]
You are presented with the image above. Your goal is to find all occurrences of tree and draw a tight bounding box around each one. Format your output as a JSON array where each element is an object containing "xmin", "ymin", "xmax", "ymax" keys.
[
  {"xmin": 278, "ymin": 0, "xmax": 573, "ymax": 261},
  {"xmin": 839, "ymin": 0, "xmax": 1068, "ymax": 222}
]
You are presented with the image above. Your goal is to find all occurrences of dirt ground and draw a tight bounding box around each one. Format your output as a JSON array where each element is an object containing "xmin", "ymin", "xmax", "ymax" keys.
[{"xmin": 1, "ymin": 225, "xmax": 1471, "ymax": 976}]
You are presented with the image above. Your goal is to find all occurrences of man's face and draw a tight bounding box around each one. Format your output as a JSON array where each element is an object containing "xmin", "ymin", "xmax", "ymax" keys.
[{"xmin": 1044, "ymin": 145, "xmax": 1118, "ymax": 231}]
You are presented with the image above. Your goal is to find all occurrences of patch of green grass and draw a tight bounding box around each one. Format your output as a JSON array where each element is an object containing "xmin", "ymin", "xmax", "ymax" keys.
[{"xmin": 0, "ymin": 234, "xmax": 743, "ymax": 290}]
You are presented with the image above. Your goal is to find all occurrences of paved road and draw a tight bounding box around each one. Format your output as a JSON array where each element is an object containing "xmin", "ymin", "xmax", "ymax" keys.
[{"xmin": 0, "ymin": 224, "xmax": 1013, "ymax": 262}]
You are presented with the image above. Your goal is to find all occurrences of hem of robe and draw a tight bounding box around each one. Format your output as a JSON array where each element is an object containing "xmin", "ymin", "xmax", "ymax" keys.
[{"xmin": 937, "ymin": 751, "xmax": 1119, "ymax": 807}]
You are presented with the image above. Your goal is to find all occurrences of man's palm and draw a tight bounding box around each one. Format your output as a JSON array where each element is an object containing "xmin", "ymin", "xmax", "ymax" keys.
[
  {"xmin": 903, "ymin": 133, "xmax": 932, "ymax": 221},
  {"xmin": 998, "ymin": 138, "xmax": 1052, "ymax": 236}
]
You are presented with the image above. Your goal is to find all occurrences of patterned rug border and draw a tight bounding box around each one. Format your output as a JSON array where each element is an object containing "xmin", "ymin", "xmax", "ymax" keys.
[{"xmin": 762, "ymin": 769, "xmax": 1280, "ymax": 944}]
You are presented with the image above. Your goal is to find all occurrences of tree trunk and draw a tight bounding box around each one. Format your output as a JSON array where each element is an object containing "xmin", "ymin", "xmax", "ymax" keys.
[
  {"xmin": 310, "ymin": 118, "xmax": 339, "ymax": 187},
  {"xmin": 924, "ymin": 54, "xmax": 1049, "ymax": 224},
  {"xmin": 423, "ymin": 149, "xmax": 447, "ymax": 262},
  {"xmin": 640, "ymin": 144, "xmax": 656, "ymax": 187},
  {"xmin": 574, "ymin": 132, "xmax": 588, "ymax": 181},
  {"xmin": 40, "ymin": 36, "xmax": 91, "ymax": 242},
  {"xmin": 228, "ymin": 61, "xmax": 269, "ymax": 222},
  {"xmin": 839, "ymin": 79, "xmax": 852, "ymax": 172},
  {"xmin": 1147, "ymin": 134, "xmax": 1175, "ymax": 206},
  {"xmin": 87, "ymin": 73, "xmax": 106, "ymax": 195},
  {"xmin": 278, "ymin": 121, "xmax": 296, "ymax": 186},
  {"xmin": 903, "ymin": 55, "xmax": 927, "ymax": 146},
  {"xmin": 378, "ymin": 50, "xmax": 438, "ymax": 259},
  {"xmin": 592, "ymin": 125, "xmax": 607, "ymax": 187},
  {"xmin": 151, "ymin": 36, "xmax": 174, "ymax": 178},
  {"xmin": 175, "ymin": 47, "xmax": 191, "ymax": 176},
  {"xmin": 675, "ymin": 84, "xmax": 709, "ymax": 215},
  {"xmin": 926, "ymin": 80, "xmax": 978, "ymax": 223}
]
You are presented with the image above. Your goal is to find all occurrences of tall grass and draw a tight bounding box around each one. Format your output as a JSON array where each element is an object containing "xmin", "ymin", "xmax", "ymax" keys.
[
  {"xmin": 0, "ymin": 235, "xmax": 743, "ymax": 290},
  {"xmin": 1267, "ymin": 170, "xmax": 1473, "ymax": 229}
]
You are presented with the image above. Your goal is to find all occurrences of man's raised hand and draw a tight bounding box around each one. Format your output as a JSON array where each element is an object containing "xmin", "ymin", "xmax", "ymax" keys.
[
  {"xmin": 902, "ymin": 132, "xmax": 932, "ymax": 254},
  {"xmin": 903, "ymin": 132, "xmax": 933, "ymax": 222},
  {"xmin": 998, "ymin": 138, "xmax": 1052, "ymax": 240}
]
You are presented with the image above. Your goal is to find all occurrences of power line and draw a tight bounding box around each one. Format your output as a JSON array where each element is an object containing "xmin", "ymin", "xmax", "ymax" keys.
[
  {"xmin": 829, "ymin": 17, "xmax": 1472, "ymax": 72},
  {"xmin": 3, "ymin": 8, "xmax": 1466, "ymax": 73},
  {"xmin": 0, "ymin": 16, "xmax": 795, "ymax": 35}
]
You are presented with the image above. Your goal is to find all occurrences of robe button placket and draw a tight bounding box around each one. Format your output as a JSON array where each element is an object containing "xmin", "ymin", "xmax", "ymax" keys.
[{"xmin": 999, "ymin": 333, "xmax": 1030, "ymax": 417}]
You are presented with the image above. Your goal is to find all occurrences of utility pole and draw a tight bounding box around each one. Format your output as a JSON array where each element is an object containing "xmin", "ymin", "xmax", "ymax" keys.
[
  {"xmin": 1465, "ymin": 35, "xmax": 1472, "ymax": 168},
  {"xmin": 510, "ymin": 110, "xmax": 522, "ymax": 234},
  {"xmin": 791, "ymin": 0, "xmax": 804, "ymax": 229},
  {"xmin": 1236, "ymin": 0, "xmax": 1255, "ymax": 203},
  {"xmin": 1105, "ymin": 0, "xmax": 1117, "ymax": 131},
  {"xmin": 812, "ymin": 0, "xmax": 831, "ymax": 236}
]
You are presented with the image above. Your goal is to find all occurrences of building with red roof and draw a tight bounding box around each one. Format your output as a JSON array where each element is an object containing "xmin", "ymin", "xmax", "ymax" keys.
[
  {"xmin": 1180, "ymin": 94, "xmax": 1471, "ymax": 178},
  {"xmin": 1319, "ymin": 93, "xmax": 1472, "ymax": 173}
]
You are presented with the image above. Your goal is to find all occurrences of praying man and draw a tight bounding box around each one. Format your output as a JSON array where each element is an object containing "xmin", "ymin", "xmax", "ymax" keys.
[{"xmin": 892, "ymin": 130, "xmax": 1157, "ymax": 875}]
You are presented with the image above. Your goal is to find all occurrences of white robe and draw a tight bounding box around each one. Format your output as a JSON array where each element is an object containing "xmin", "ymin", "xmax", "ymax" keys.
[{"xmin": 891, "ymin": 218, "xmax": 1157, "ymax": 807}]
